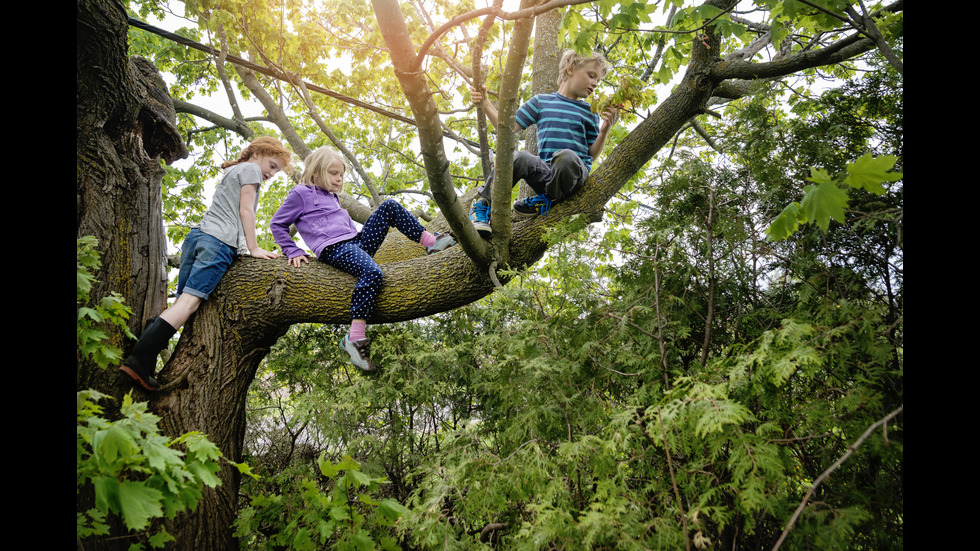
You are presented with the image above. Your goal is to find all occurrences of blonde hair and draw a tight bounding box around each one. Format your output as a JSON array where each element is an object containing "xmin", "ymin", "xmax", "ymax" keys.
[
  {"xmin": 301, "ymin": 147, "xmax": 347, "ymax": 190},
  {"xmin": 557, "ymin": 50, "xmax": 611, "ymax": 86},
  {"xmin": 221, "ymin": 136, "xmax": 293, "ymax": 172}
]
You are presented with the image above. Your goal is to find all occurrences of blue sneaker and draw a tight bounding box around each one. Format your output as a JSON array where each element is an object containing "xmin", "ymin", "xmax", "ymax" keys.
[
  {"xmin": 513, "ymin": 194, "xmax": 553, "ymax": 217},
  {"xmin": 470, "ymin": 198, "xmax": 492, "ymax": 236}
]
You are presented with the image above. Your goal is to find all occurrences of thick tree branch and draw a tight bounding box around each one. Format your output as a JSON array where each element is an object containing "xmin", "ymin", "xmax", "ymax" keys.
[
  {"xmin": 710, "ymin": 0, "xmax": 902, "ymax": 82},
  {"xmin": 214, "ymin": 24, "xmax": 251, "ymax": 138},
  {"xmin": 471, "ymin": 0, "xmax": 503, "ymax": 181},
  {"xmin": 640, "ymin": 5, "xmax": 677, "ymax": 83},
  {"xmin": 128, "ymin": 17, "xmax": 480, "ymax": 151},
  {"xmin": 373, "ymin": 0, "xmax": 491, "ymax": 266},
  {"xmin": 172, "ymin": 98, "xmax": 262, "ymax": 138},
  {"xmin": 488, "ymin": 0, "xmax": 536, "ymax": 266},
  {"xmin": 847, "ymin": 0, "xmax": 903, "ymax": 75},
  {"xmin": 710, "ymin": 31, "xmax": 873, "ymax": 81}
]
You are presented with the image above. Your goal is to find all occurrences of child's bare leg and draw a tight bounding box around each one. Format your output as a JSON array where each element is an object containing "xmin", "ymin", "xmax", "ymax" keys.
[{"xmin": 159, "ymin": 293, "xmax": 202, "ymax": 329}]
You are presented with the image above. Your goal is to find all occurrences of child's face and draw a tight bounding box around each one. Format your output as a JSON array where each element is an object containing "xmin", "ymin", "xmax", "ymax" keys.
[
  {"xmin": 562, "ymin": 61, "xmax": 603, "ymax": 100},
  {"xmin": 251, "ymin": 155, "xmax": 285, "ymax": 181},
  {"xmin": 322, "ymin": 161, "xmax": 345, "ymax": 194}
]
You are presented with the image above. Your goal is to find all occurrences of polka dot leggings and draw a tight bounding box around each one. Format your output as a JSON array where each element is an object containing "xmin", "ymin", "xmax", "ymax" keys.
[{"xmin": 318, "ymin": 199, "xmax": 425, "ymax": 322}]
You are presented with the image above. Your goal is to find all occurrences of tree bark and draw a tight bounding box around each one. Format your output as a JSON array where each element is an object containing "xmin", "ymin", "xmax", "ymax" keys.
[{"xmin": 76, "ymin": 0, "xmax": 186, "ymax": 393}]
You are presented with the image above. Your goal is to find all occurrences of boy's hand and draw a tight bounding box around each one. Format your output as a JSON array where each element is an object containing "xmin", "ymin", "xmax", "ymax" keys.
[
  {"xmin": 469, "ymin": 85, "xmax": 486, "ymax": 106},
  {"xmin": 599, "ymin": 106, "xmax": 619, "ymax": 130},
  {"xmin": 590, "ymin": 106, "xmax": 619, "ymax": 158},
  {"xmin": 470, "ymin": 85, "xmax": 500, "ymax": 129}
]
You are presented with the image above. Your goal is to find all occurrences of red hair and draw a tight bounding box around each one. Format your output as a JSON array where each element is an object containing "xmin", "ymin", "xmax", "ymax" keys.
[{"xmin": 221, "ymin": 137, "xmax": 292, "ymax": 172}]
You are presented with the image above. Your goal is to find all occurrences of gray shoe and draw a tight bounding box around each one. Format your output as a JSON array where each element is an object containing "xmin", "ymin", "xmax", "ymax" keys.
[
  {"xmin": 425, "ymin": 232, "xmax": 457, "ymax": 255},
  {"xmin": 341, "ymin": 334, "xmax": 376, "ymax": 371}
]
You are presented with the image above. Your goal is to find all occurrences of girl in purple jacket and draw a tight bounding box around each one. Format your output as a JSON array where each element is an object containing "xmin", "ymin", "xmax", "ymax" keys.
[{"xmin": 271, "ymin": 147, "xmax": 455, "ymax": 371}]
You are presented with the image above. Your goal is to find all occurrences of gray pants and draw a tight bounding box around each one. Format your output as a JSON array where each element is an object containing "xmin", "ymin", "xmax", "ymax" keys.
[{"xmin": 477, "ymin": 149, "xmax": 588, "ymax": 205}]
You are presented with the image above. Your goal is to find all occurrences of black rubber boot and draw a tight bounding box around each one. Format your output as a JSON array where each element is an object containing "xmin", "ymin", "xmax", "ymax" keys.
[{"xmin": 120, "ymin": 317, "xmax": 177, "ymax": 391}]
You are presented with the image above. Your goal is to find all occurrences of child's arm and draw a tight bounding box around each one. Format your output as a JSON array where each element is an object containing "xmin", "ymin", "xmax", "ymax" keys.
[
  {"xmin": 239, "ymin": 184, "xmax": 280, "ymax": 260},
  {"xmin": 471, "ymin": 87, "xmax": 522, "ymax": 132},
  {"xmin": 269, "ymin": 189, "xmax": 311, "ymax": 267},
  {"xmin": 589, "ymin": 106, "xmax": 619, "ymax": 159}
]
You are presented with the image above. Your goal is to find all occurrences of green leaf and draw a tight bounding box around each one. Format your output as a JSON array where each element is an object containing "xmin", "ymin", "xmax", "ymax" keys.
[
  {"xmin": 118, "ymin": 481, "xmax": 164, "ymax": 531},
  {"xmin": 148, "ymin": 528, "xmax": 175, "ymax": 549},
  {"xmin": 188, "ymin": 461, "xmax": 222, "ymax": 488},
  {"xmin": 345, "ymin": 468, "xmax": 373, "ymax": 488},
  {"xmin": 766, "ymin": 201, "xmax": 806, "ymax": 240},
  {"xmin": 92, "ymin": 476, "xmax": 121, "ymax": 514},
  {"xmin": 231, "ymin": 460, "xmax": 261, "ymax": 480},
  {"xmin": 352, "ymin": 533, "xmax": 376, "ymax": 551},
  {"xmin": 800, "ymin": 180, "xmax": 849, "ymax": 231},
  {"xmin": 844, "ymin": 153, "xmax": 902, "ymax": 194},
  {"xmin": 377, "ymin": 498, "xmax": 411, "ymax": 519},
  {"xmin": 96, "ymin": 424, "xmax": 137, "ymax": 466}
]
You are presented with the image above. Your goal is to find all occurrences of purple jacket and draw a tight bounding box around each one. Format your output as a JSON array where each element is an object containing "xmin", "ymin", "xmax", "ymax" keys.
[{"xmin": 270, "ymin": 184, "xmax": 359, "ymax": 259}]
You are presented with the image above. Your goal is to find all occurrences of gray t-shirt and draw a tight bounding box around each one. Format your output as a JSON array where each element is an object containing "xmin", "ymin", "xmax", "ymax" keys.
[{"xmin": 197, "ymin": 162, "xmax": 262, "ymax": 249}]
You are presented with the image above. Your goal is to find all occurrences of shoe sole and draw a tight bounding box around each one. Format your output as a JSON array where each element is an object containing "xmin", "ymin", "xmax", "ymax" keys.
[
  {"xmin": 472, "ymin": 222, "xmax": 492, "ymax": 237},
  {"xmin": 513, "ymin": 209, "xmax": 540, "ymax": 219},
  {"xmin": 120, "ymin": 365, "xmax": 160, "ymax": 391}
]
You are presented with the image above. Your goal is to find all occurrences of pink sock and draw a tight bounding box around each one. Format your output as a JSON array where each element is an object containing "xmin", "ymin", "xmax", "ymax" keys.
[
  {"xmin": 349, "ymin": 320, "xmax": 367, "ymax": 341},
  {"xmin": 420, "ymin": 231, "xmax": 436, "ymax": 248}
]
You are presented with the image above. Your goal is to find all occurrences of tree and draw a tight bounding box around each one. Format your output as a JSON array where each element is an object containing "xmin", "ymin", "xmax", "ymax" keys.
[{"xmin": 77, "ymin": 0, "xmax": 902, "ymax": 548}]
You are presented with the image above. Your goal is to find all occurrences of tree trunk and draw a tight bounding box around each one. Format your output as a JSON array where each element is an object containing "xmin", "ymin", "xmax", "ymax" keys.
[
  {"xmin": 525, "ymin": 6, "xmax": 562, "ymax": 157},
  {"xmin": 76, "ymin": 0, "xmax": 185, "ymax": 393}
]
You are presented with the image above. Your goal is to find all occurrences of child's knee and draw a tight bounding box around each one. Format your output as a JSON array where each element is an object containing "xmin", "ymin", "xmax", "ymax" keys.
[
  {"xmin": 362, "ymin": 264, "xmax": 383, "ymax": 287},
  {"xmin": 513, "ymin": 151, "xmax": 540, "ymax": 172},
  {"xmin": 547, "ymin": 150, "xmax": 588, "ymax": 200},
  {"xmin": 552, "ymin": 149, "xmax": 585, "ymax": 171},
  {"xmin": 378, "ymin": 198, "xmax": 400, "ymax": 214}
]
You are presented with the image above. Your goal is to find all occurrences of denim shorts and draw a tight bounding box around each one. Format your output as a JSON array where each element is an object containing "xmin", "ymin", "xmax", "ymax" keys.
[{"xmin": 176, "ymin": 228, "xmax": 236, "ymax": 300}]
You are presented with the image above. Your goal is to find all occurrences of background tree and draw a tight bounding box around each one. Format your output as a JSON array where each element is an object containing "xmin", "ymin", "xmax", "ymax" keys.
[{"xmin": 77, "ymin": 0, "xmax": 902, "ymax": 548}]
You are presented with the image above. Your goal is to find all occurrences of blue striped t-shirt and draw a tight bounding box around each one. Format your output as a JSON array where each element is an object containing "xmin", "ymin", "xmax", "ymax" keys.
[{"xmin": 515, "ymin": 93, "xmax": 601, "ymax": 171}]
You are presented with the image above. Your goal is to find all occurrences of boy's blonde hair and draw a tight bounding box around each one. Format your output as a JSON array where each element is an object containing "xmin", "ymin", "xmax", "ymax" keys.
[
  {"xmin": 557, "ymin": 50, "xmax": 611, "ymax": 86},
  {"xmin": 301, "ymin": 147, "xmax": 347, "ymax": 190},
  {"xmin": 221, "ymin": 136, "xmax": 293, "ymax": 172}
]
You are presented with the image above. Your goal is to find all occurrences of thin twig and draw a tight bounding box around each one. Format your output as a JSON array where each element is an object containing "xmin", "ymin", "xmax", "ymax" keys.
[{"xmin": 771, "ymin": 405, "xmax": 904, "ymax": 551}]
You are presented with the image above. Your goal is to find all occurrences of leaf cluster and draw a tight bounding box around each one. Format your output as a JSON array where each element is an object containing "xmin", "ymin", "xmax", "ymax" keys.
[
  {"xmin": 77, "ymin": 236, "xmax": 136, "ymax": 369},
  {"xmin": 76, "ymin": 390, "xmax": 229, "ymax": 550}
]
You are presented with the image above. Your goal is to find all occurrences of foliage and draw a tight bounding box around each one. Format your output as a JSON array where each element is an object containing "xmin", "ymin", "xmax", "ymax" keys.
[
  {"xmin": 77, "ymin": 234, "xmax": 253, "ymax": 547},
  {"xmin": 234, "ymin": 454, "xmax": 409, "ymax": 550},
  {"xmin": 767, "ymin": 153, "xmax": 902, "ymax": 239},
  {"xmin": 232, "ymin": 60, "xmax": 901, "ymax": 549},
  {"xmin": 77, "ymin": 236, "xmax": 136, "ymax": 369},
  {"xmin": 76, "ymin": 390, "xmax": 227, "ymax": 549}
]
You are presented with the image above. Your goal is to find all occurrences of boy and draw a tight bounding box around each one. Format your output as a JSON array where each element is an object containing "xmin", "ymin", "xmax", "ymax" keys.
[{"xmin": 470, "ymin": 50, "xmax": 618, "ymax": 234}]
